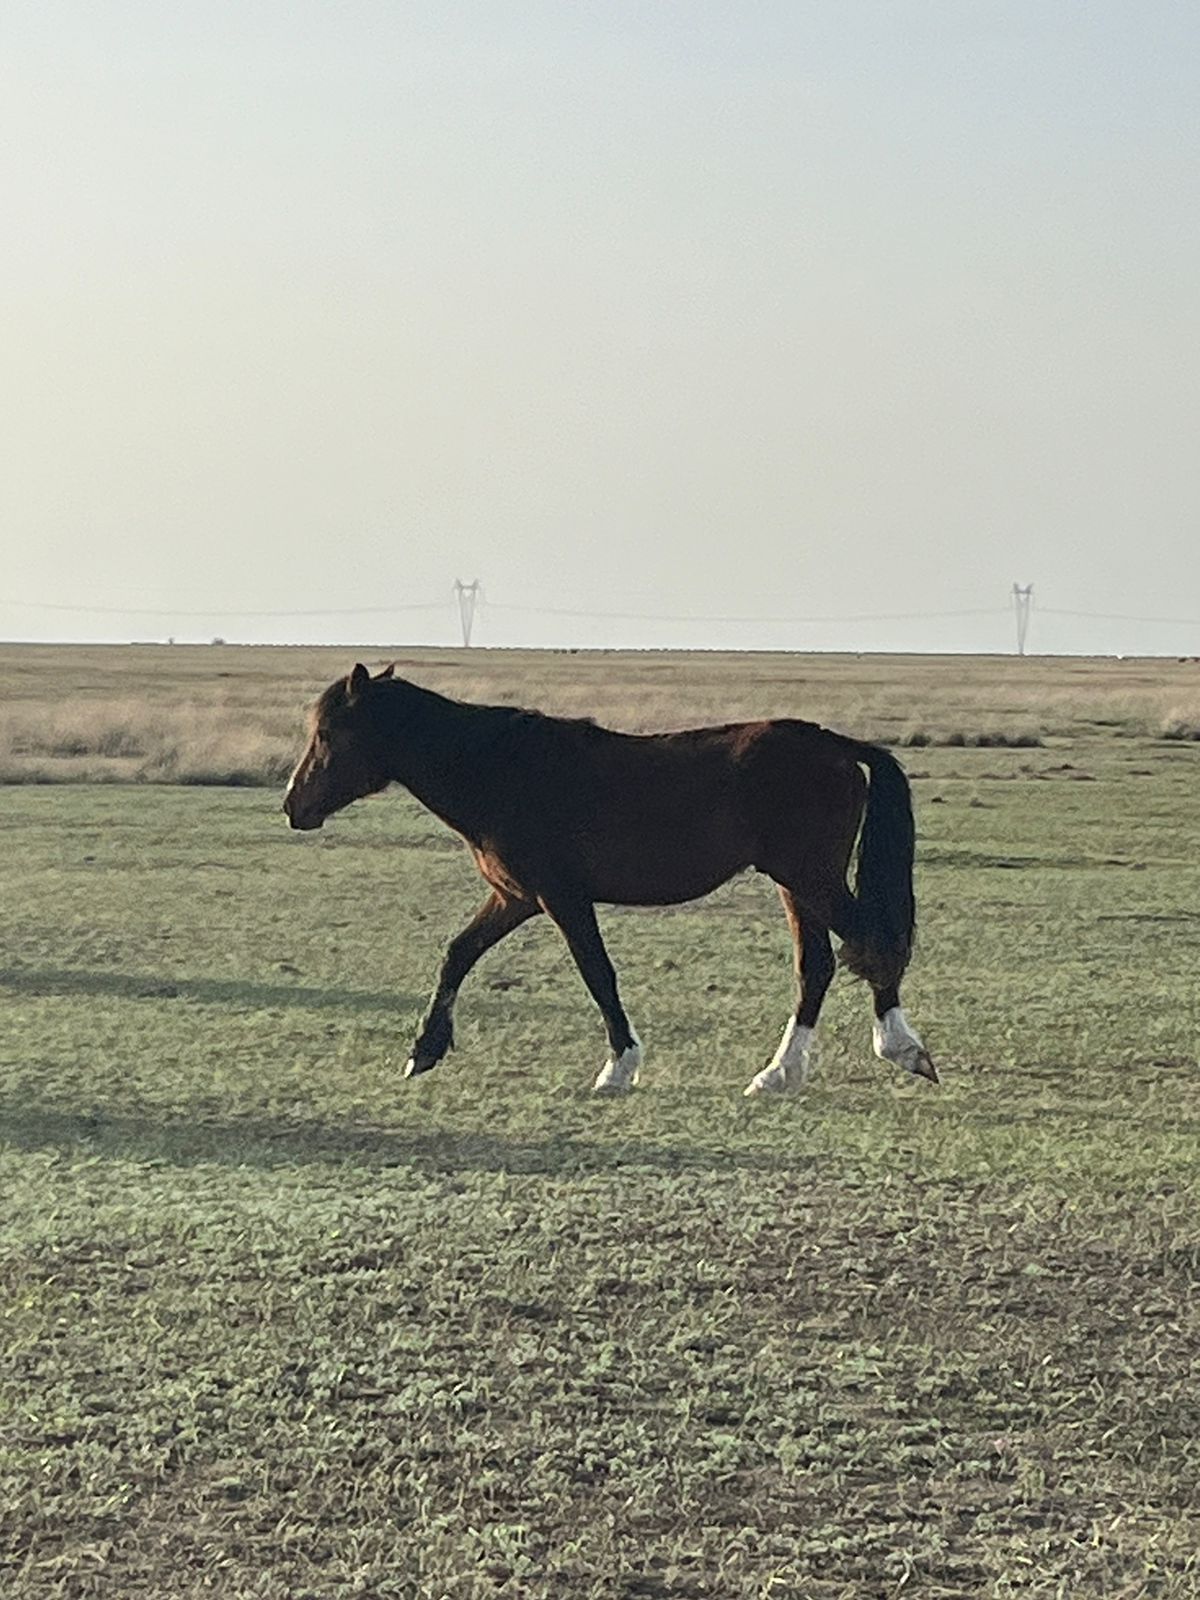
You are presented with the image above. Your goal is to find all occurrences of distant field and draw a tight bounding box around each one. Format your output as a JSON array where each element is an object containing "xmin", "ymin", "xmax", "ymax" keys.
[
  {"xmin": 1, "ymin": 647, "xmax": 1198, "ymax": 1597},
  {"xmin": 1, "ymin": 642, "xmax": 1198, "ymax": 784}
]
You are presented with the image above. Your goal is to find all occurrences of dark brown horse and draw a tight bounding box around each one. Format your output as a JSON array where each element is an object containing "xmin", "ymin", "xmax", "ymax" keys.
[{"xmin": 283, "ymin": 664, "xmax": 936, "ymax": 1095}]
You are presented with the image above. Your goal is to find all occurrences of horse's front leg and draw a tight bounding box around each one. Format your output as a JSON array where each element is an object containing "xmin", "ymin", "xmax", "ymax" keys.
[
  {"xmin": 405, "ymin": 892, "xmax": 540, "ymax": 1078},
  {"xmin": 538, "ymin": 889, "xmax": 642, "ymax": 1094}
]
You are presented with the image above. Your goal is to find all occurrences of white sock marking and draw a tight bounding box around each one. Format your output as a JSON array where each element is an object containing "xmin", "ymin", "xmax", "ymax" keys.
[
  {"xmin": 592, "ymin": 1032, "xmax": 643, "ymax": 1094},
  {"xmin": 873, "ymin": 1006, "xmax": 931, "ymax": 1076},
  {"xmin": 743, "ymin": 1018, "xmax": 815, "ymax": 1097}
]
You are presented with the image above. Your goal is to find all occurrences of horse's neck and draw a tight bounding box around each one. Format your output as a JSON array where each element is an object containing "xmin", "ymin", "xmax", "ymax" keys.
[{"xmin": 383, "ymin": 687, "xmax": 494, "ymax": 839}]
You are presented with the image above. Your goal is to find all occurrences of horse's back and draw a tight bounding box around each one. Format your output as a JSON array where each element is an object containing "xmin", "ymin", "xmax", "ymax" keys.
[
  {"xmin": 500, "ymin": 715, "xmax": 866, "ymax": 907},
  {"xmin": 539, "ymin": 722, "xmax": 754, "ymax": 903}
]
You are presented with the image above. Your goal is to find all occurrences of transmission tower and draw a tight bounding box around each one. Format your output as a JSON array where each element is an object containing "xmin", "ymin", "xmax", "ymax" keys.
[
  {"xmin": 454, "ymin": 579, "xmax": 481, "ymax": 647},
  {"xmin": 1012, "ymin": 583, "xmax": 1033, "ymax": 655}
]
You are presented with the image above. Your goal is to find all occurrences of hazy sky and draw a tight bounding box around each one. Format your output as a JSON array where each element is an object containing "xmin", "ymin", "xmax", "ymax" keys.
[{"xmin": 5, "ymin": 2, "xmax": 1198, "ymax": 653}]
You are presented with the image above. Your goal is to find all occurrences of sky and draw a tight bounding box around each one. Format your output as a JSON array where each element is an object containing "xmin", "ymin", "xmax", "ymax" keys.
[{"xmin": 4, "ymin": 1, "xmax": 1199, "ymax": 654}]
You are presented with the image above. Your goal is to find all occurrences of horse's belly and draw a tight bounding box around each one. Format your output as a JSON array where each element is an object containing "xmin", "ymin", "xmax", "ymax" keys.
[
  {"xmin": 599, "ymin": 865, "xmax": 748, "ymax": 907},
  {"xmin": 583, "ymin": 813, "xmax": 753, "ymax": 906}
]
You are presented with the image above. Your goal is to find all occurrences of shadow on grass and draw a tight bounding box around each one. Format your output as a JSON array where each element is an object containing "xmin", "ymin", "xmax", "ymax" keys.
[
  {"xmin": 0, "ymin": 965, "xmax": 417, "ymax": 1015},
  {"xmin": 0, "ymin": 1103, "xmax": 807, "ymax": 1177}
]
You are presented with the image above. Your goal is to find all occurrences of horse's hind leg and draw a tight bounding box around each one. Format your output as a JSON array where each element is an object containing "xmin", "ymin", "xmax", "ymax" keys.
[
  {"xmin": 405, "ymin": 891, "xmax": 540, "ymax": 1078},
  {"xmin": 824, "ymin": 895, "xmax": 938, "ymax": 1084},
  {"xmin": 744, "ymin": 887, "xmax": 836, "ymax": 1097},
  {"xmin": 538, "ymin": 889, "xmax": 642, "ymax": 1094},
  {"xmin": 868, "ymin": 979, "xmax": 938, "ymax": 1082}
]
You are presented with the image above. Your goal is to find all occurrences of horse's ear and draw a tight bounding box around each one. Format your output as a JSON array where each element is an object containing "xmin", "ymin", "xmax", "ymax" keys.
[
  {"xmin": 347, "ymin": 663, "xmax": 370, "ymax": 697},
  {"xmin": 375, "ymin": 662, "xmax": 395, "ymax": 680}
]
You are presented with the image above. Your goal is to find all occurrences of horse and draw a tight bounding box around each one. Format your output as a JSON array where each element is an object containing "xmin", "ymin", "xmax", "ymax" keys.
[{"xmin": 282, "ymin": 663, "xmax": 936, "ymax": 1096}]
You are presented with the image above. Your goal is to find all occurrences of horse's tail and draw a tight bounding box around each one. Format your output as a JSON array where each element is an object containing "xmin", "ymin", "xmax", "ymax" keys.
[{"xmin": 829, "ymin": 735, "xmax": 916, "ymax": 988}]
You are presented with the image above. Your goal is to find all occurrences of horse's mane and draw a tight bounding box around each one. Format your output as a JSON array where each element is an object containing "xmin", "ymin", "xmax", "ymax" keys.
[
  {"xmin": 474, "ymin": 701, "xmax": 602, "ymax": 737},
  {"xmin": 369, "ymin": 678, "xmax": 608, "ymax": 765}
]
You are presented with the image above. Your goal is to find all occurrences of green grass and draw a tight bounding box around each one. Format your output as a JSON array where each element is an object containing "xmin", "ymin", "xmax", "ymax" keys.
[{"xmin": 2, "ymin": 707, "xmax": 1199, "ymax": 1594}]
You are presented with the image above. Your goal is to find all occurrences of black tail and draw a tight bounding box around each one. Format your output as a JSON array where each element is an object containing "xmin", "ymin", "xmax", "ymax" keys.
[{"xmin": 835, "ymin": 738, "xmax": 916, "ymax": 986}]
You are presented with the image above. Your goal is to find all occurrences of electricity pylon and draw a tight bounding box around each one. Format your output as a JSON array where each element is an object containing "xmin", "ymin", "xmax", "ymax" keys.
[
  {"xmin": 1012, "ymin": 583, "xmax": 1033, "ymax": 655},
  {"xmin": 454, "ymin": 579, "xmax": 481, "ymax": 647}
]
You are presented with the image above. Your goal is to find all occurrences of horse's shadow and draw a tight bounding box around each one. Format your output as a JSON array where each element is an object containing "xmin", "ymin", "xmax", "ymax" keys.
[
  {"xmin": 0, "ymin": 964, "xmax": 415, "ymax": 1015},
  {"xmin": 0, "ymin": 1102, "xmax": 805, "ymax": 1178}
]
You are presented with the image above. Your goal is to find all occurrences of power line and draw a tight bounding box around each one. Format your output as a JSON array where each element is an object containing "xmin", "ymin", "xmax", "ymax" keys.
[
  {"xmin": 1038, "ymin": 607, "xmax": 1200, "ymax": 627},
  {"xmin": 3, "ymin": 598, "xmax": 445, "ymax": 619},
  {"xmin": 4, "ymin": 590, "xmax": 1198, "ymax": 633},
  {"xmin": 1, "ymin": 594, "xmax": 1010, "ymax": 627},
  {"xmin": 482, "ymin": 601, "xmax": 1005, "ymax": 625}
]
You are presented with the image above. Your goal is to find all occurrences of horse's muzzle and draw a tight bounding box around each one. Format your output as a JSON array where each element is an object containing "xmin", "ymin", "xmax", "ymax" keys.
[{"xmin": 282, "ymin": 794, "xmax": 324, "ymax": 831}]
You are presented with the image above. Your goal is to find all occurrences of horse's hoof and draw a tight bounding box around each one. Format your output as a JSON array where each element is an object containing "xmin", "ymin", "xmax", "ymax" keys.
[
  {"xmin": 592, "ymin": 1044, "xmax": 641, "ymax": 1094},
  {"xmin": 912, "ymin": 1050, "xmax": 940, "ymax": 1085},
  {"xmin": 746, "ymin": 1020, "xmax": 815, "ymax": 1097},
  {"xmin": 873, "ymin": 1008, "xmax": 938, "ymax": 1083},
  {"xmin": 743, "ymin": 1061, "xmax": 806, "ymax": 1097}
]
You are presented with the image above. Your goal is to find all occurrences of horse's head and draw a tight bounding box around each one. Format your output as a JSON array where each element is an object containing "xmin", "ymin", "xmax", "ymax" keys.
[{"xmin": 283, "ymin": 662, "xmax": 395, "ymax": 831}]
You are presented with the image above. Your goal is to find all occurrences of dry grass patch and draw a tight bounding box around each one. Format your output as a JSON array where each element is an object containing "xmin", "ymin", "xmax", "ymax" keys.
[
  {"xmin": 0, "ymin": 697, "xmax": 296, "ymax": 786},
  {"xmin": 1160, "ymin": 704, "xmax": 1200, "ymax": 741},
  {"xmin": 1, "ymin": 644, "xmax": 1198, "ymax": 784},
  {"xmin": 895, "ymin": 727, "xmax": 1045, "ymax": 749}
]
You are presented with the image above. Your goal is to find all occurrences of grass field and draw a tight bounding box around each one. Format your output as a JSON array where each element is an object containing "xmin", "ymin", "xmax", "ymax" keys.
[{"xmin": 1, "ymin": 647, "xmax": 1198, "ymax": 1597}]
